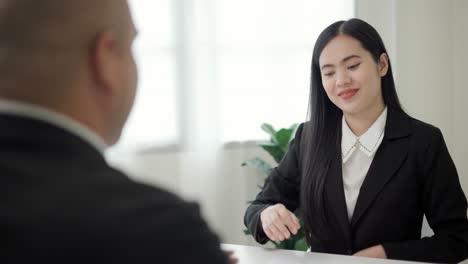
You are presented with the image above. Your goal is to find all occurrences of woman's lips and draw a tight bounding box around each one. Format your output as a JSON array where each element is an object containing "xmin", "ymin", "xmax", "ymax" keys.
[{"xmin": 338, "ymin": 88, "xmax": 359, "ymax": 100}]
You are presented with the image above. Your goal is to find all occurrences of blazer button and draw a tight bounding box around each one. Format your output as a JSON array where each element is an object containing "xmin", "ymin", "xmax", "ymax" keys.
[{"xmin": 346, "ymin": 249, "xmax": 352, "ymax": 255}]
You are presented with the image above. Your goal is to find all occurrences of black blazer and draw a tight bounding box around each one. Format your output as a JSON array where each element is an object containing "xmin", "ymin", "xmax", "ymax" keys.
[
  {"xmin": 1, "ymin": 114, "xmax": 228, "ymax": 263},
  {"xmin": 245, "ymin": 108, "xmax": 468, "ymax": 263}
]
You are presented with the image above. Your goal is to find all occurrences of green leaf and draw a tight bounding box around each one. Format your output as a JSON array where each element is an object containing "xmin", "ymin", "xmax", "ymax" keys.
[
  {"xmin": 275, "ymin": 128, "xmax": 293, "ymax": 152},
  {"xmin": 294, "ymin": 237, "xmax": 308, "ymax": 251},
  {"xmin": 241, "ymin": 158, "xmax": 273, "ymax": 176},
  {"xmin": 261, "ymin": 123, "xmax": 276, "ymax": 138},
  {"xmin": 258, "ymin": 144, "xmax": 284, "ymax": 164}
]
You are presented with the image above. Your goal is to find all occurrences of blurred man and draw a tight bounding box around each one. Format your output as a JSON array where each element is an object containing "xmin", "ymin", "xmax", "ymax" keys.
[{"xmin": 0, "ymin": 1, "xmax": 231, "ymax": 262}]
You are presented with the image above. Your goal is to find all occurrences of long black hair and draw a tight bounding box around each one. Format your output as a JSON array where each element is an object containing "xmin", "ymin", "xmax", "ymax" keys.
[{"xmin": 300, "ymin": 18, "xmax": 404, "ymax": 244}]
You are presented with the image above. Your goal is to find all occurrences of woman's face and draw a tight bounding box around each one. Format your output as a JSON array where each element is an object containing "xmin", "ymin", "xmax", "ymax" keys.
[{"xmin": 318, "ymin": 34, "xmax": 388, "ymax": 117}]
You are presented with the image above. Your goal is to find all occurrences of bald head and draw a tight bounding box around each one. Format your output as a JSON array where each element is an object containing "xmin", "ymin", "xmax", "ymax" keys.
[
  {"xmin": 0, "ymin": 0, "xmax": 132, "ymax": 99},
  {"xmin": 0, "ymin": 0, "xmax": 138, "ymax": 145}
]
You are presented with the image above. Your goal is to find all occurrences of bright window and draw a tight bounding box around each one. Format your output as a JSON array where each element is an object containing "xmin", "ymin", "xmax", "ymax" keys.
[
  {"xmin": 113, "ymin": 0, "xmax": 354, "ymax": 150},
  {"xmin": 116, "ymin": 0, "xmax": 179, "ymax": 151}
]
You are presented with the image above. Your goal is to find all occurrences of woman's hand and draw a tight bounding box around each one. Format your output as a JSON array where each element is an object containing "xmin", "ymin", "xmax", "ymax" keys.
[
  {"xmin": 260, "ymin": 203, "xmax": 301, "ymax": 242},
  {"xmin": 353, "ymin": 245, "xmax": 387, "ymax": 258}
]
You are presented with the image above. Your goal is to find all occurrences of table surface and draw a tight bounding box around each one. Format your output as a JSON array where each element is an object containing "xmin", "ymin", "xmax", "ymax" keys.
[{"xmin": 221, "ymin": 244, "xmax": 429, "ymax": 264}]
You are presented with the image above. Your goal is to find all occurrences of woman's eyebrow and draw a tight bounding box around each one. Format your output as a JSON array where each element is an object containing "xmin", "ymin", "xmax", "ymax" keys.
[{"xmin": 321, "ymin": 54, "xmax": 361, "ymax": 70}]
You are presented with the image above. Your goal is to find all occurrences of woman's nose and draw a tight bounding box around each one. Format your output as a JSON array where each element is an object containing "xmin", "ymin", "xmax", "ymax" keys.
[{"xmin": 336, "ymin": 72, "xmax": 352, "ymax": 87}]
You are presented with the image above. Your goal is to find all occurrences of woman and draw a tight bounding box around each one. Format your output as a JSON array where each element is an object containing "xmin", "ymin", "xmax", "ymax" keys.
[{"xmin": 244, "ymin": 18, "xmax": 468, "ymax": 263}]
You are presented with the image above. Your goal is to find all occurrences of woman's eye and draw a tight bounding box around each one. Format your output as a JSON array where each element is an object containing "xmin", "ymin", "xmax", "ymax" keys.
[
  {"xmin": 348, "ymin": 63, "xmax": 361, "ymax": 70},
  {"xmin": 323, "ymin": 72, "xmax": 335, "ymax": 77}
]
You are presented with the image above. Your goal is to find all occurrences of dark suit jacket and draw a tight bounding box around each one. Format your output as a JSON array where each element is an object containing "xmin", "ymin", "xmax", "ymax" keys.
[
  {"xmin": 1, "ymin": 114, "xmax": 228, "ymax": 263},
  {"xmin": 245, "ymin": 108, "xmax": 468, "ymax": 263}
]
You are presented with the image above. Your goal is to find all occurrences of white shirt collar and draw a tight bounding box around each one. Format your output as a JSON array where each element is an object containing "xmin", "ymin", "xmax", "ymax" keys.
[
  {"xmin": 0, "ymin": 99, "xmax": 108, "ymax": 154},
  {"xmin": 342, "ymin": 107, "xmax": 387, "ymax": 163}
]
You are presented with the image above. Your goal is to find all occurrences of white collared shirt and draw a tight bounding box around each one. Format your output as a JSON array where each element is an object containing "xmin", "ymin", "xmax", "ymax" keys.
[
  {"xmin": 0, "ymin": 99, "xmax": 108, "ymax": 154},
  {"xmin": 341, "ymin": 107, "xmax": 387, "ymax": 221}
]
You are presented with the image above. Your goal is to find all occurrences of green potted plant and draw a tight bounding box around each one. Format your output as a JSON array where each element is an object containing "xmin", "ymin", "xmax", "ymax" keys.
[{"xmin": 242, "ymin": 123, "xmax": 307, "ymax": 251}]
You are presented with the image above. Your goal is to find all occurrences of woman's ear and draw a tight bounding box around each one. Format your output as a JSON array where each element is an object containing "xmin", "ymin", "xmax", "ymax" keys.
[{"xmin": 378, "ymin": 53, "xmax": 389, "ymax": 77}]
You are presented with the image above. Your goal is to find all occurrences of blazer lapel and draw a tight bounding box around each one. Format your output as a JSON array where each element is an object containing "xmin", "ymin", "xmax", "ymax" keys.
[
  {"xmin": 325, "ymin": 153, "xmax": 352, "ymax": 243},
  {"xmin": 350, "ymin": 109, "xmax": 411, "ymax": 228}
]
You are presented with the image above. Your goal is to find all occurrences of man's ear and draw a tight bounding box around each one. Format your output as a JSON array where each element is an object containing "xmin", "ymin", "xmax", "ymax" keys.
[
  {"xmin": 378, "ymin": 53, "xmax": 389, "ymax": 77},
  {"xmin": 89, "ymin": 31, "xmax": 119, "ymax": 94}
]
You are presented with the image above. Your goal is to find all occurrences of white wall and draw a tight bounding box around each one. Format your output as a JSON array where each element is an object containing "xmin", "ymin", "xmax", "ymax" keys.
[
  {"xmin": 453, "ymin": 0, "xmax": 468, "ymax": 192},
  {"xmin": 108, "ymin": 0, "xmax": 468, "ymax": 246},
  {"xmin": 356, "ymin": 0, "xmax": 468, "ymax": 200}
]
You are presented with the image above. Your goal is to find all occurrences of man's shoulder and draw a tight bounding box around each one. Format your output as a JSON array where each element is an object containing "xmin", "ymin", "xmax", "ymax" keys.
[
  {"xmin": 97, "ymin": 169, "xmax": 228, "ymax": 263},
  {"xmin": 99, "ymin": 167, "xmax": 208, "ymax": 228},
  {"xmin": 102, "ymin": 166, "xmax": 185, "ymax": 203}
]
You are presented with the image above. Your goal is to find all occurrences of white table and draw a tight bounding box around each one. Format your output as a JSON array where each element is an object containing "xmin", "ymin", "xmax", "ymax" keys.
[{"xmin": 221, "ymin": 244, "xmax": 429, "ymax": 264}]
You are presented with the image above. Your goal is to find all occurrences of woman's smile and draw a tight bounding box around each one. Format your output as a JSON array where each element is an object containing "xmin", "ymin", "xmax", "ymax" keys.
[{"xmin": 338, "ymin": 88, "xmax": 359, "ymax": 100}]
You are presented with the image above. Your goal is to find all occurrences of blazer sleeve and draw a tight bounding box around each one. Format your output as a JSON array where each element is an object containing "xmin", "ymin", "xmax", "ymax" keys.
[
  {"xmin": 382, "ymin": 128, "xmax": 468, "ymax": 263},
  {"xmin": 243, "ymin": 123, "xmax": 304, "ymax": 244}
]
